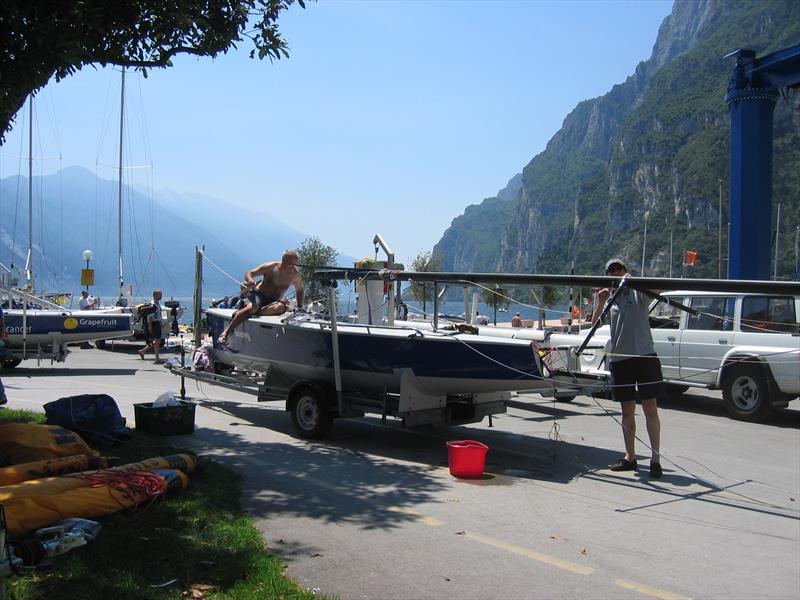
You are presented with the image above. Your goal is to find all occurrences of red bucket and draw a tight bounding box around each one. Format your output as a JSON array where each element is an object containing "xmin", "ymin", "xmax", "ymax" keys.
[{"xmin": 447, "ymin": 440, "xmax": 489, "ymax": 478}]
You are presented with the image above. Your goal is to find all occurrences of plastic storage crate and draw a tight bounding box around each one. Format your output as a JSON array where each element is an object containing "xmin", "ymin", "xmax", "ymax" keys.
[{"xmin": 134, "ymin": 400, "xmax": 195, "ymax": 435}]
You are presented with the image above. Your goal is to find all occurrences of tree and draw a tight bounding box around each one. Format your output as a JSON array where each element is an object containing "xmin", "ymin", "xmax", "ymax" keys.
[
  {"xmin": 296, "ymin": 236, "xmax": 338, "ymax": 307},
  {"xmin": 530, "ymin": 285, "xmax": 560, "ymax": 329},
  {"xmin": 0, "ymin": 0, "xmax": 306, "ymax": 142},
  {"xmin": 408, "ymin": 250, "xmax": 441, "ymax": 317},
  {"xmin": 481, "ymin": 285, "xmax": 509, "ymax": 325}
]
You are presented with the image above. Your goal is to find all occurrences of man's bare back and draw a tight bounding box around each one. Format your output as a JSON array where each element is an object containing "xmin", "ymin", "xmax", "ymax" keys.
[{"xmin": 218, "ymin": 250, "xmax": 304, "ymax": 344}]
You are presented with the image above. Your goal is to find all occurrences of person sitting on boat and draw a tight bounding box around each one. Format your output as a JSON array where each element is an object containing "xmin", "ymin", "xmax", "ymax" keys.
[
  {"xmin": 307, "ymin": 299, "xmax": 325, "ymax": 314},
  {"xmin": 511, "ymin": 312, "xmax": 523, "ymax": 327},
  {"xmin": 79, "ymin": 290, "xmax": 100, "ymax": 310},
  {"xmin": 217, "ymin": 250, "xmax": 304, "ymax": 345}
]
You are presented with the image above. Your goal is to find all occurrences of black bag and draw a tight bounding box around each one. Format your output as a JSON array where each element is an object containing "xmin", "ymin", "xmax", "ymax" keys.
[
  {"xmin": 44, "ymin": 394, "xmax": 129, "ymax": 445},
  {"xmin": 136, "ymin": 303, "xmax": 157, "ymax": 318}
]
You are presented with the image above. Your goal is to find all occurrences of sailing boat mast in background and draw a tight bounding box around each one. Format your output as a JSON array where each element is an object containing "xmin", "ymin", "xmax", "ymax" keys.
[
  {"xmin": 117, "ymin": 67, "xmax": 126, "ymax": 303},
  {"xmin": 25, "ymin": 98, "xmax": 34, "ymax": 293}
]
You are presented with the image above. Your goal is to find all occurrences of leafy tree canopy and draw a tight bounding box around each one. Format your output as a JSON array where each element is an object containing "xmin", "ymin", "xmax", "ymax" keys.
[
  {"xmin": 0, "ymin": 0, "xmax": 306, "ymax": 142},
  {"xmin": 407, "ymin": 250, "xmax": 441, "ymax": 306},
  {"xmin": 297, "ymin": 236, "xmax": 338, "ymax": 305}
]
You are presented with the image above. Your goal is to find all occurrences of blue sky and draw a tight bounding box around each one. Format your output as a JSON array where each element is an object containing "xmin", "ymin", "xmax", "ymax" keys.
[{"xmin": 0, "ymin": 0, "xmax": 673, "ymax": 266}]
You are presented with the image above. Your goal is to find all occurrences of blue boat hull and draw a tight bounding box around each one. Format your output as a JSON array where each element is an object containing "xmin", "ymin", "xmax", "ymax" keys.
[{"xmin": 206, "ymin": 310, "xmax": 548, "ymax": 395}]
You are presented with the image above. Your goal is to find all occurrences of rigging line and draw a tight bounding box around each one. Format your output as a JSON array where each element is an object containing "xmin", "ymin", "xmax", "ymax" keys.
[
  {"xmin": 10, "ymin": 109, "xmax": 25, "ymax": 269},
  {"xmin": 582, "ymin": 393, "xmax": 792, "ymax": 511},
  {"xmin": 463, "ymin": 279, "xmax": 569, "ymax": 316},
  {"xmin": 201, "ymin": 252, "xmax": 245, "ymax": 287},
  {"xmin": 152, "ymin": 249, "xmax": 178, "ymax": 291},
  {"xmin": 95, "ymin": 68, "xmax": 117, "ymax": 165}
]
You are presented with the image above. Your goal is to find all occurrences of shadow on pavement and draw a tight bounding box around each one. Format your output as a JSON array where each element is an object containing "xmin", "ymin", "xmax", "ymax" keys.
[{"xmin": 658, "ymin": 392, "xmax": 800, "ymax": 428}]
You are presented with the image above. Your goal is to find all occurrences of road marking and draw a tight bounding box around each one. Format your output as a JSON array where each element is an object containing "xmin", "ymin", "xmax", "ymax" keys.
[
  {"xmin": 463, "ymin": 530, "xmax": 594, "ymax": 575},
  {"xmin": 615, "ymin": 578, "xmax": 692, "ymax": 600},
  {"xmin": 387, "ymin": 506, "xmax": 444, "ymax": 526}
]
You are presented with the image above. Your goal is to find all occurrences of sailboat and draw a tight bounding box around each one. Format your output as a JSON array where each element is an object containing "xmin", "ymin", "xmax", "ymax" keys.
[
  {"xmin": 93, "ymin": 67, "xmax": 183, "ymax": 341},
  {"xmin": 1, "ymin": 97, "xmax": 133, "ymax": 367}
]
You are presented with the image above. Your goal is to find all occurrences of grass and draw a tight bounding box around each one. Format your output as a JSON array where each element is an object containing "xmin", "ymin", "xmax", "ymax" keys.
[{"xmin": 1, "ymin": 410, "xmax": 333, "ymax": 600}]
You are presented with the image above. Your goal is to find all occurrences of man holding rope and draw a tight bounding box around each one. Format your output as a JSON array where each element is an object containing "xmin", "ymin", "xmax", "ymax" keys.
[
  {"xmin": 217, "ymin": 250, "xmax": 304, "ymax": 345},
  {"xmin": 592, "ymin": 258, "xmax": 665, "ymax": 479}
]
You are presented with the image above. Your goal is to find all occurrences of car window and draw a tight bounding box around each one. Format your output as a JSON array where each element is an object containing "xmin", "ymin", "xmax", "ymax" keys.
[
  {"xmin": 649, "ymin": 299, "xmax": 681, "ymax": 329},
  {"xmin": 686, "ymin": 296, "xmax": 735, "ymax": 331},
  {"xmin": 741, "ymin": 296, "xmax": 799, "ymax": 334}
]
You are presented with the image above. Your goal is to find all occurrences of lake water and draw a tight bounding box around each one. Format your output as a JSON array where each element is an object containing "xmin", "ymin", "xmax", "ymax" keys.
[{"xmin": 170, "ymin": 295, "xmax": 585, "ymax": 325}]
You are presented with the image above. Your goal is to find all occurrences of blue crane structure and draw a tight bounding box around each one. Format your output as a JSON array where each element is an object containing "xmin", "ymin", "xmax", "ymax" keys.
[{"xmin": 724, "ymin": 43, "xmax": 800, "ymax": 280}]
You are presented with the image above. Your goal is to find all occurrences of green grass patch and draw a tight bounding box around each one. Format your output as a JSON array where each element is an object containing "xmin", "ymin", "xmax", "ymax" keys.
[{"xmin": 1, "ymin": 410, "xmax": 333, "ymax": 600}]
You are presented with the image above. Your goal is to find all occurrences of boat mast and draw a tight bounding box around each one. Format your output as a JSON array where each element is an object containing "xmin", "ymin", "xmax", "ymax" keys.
[
  {"xmin": 117, "ymin": 67, "xmax": 126, "ymax": 302},
  {"xmin": 26, "ymin": 97, "xmax": 34, "ymax": 293}
]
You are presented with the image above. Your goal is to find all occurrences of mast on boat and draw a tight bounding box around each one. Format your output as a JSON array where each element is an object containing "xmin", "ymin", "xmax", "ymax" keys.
[
  {"xmin": 117, "ymin": 67, "xmax": 126, "ymax": 303},
  {"xmin": 25, "ymin": 98, "xmax": 34, "ymax": 293}
]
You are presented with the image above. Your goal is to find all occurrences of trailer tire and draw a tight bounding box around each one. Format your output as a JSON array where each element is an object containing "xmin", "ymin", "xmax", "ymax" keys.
[
  {"xmin": 722, "ymin": 363, "xmax": 772, "ymax": 422},
  {"xmin": 555, "ymin": 394, "xmax": 577, "ymax": 403},
  {"xmin": 95, "ymin": 340, "xmax": 107, "ymax": 350},
  {"xmin": 2, "ymin": 358, "xmax": 22, "ymax": 369},
  {"xmin": 289, "ymin": 384, "xmax": 333, "ymax": 439}
]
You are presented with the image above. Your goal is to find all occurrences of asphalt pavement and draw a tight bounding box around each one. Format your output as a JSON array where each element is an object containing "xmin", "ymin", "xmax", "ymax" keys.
[{"xmin": 3, "ymin": 344, "xmax": 798, "ymax": 600}]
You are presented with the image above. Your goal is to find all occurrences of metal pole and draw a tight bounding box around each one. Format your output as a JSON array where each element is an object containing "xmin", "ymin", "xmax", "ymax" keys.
[
  {"xmin": 26, "ymin": 98, "xmax": 34, "ymax": 293},
  {"xmin": 576, "ymin": 279, "xmax": 628, "ymax": 356},
  {"xmin": 641, "ymin": 215, "xmax": 647, "ymax": 277},
  {"xmin": 773, "ymin": 202, "xmax": 781, "ymax": 279},
  {"xmin": 433, "ymin": 281, "xmax": 439, "ymax": 332},
  {"xmin": 327, "ymin": 285, "xmax": 343, "ymax": 415},
  {"xmin": 718, "ymin": 178, "xmax": 723, "ymax": 279},
  {"xmin": 463, "ymin": 286, "xmax": 468, "ymax": 322},
  {"xmin": 192, "ymin": 246, "xmax": 203, "ymax": 350},
  {"xmin": 669, "ymin": 231, "xmax": 673, "ymax": 278},
  {"xmin": 795, "ymin": 226, "xmax": 799, "ymax": 281},
  {"xmin": 179, "ymin": 335, "xmax": 186, "ymax": 399},
  {"xmin": 117, "ymin": 67, "xmax": 126, "ymax": 302}
]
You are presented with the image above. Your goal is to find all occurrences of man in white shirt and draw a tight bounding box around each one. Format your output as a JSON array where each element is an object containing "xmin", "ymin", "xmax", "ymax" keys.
[{"xmin": 79, "ymin": 290, "xmax": 99, "ymax": 310}]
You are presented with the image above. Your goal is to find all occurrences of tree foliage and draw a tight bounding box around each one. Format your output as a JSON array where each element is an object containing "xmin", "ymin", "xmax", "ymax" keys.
[
  {"xmin": 407, "ymin": 250, "xmax": 441, "ymax": 310},
  {"xmin": 0, "ymin": 0, "xmax": 307, "ymax": 142},
  {"xmin": 296, "ymin": 236, "xmax": 337, "ymax": 305}
]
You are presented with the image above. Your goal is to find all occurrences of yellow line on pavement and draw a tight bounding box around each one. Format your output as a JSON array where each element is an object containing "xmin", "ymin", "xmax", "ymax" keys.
[
  {"xmin": 615, "ymin": 578, "xmax": 692, "ymax": 600},
  {"xmin": 387, "ymin": 506, "xmax": 444, "ymax": 526},
  {"xmin": 463, "ymin": 531, "xmax": 594, "ymax": 575}
]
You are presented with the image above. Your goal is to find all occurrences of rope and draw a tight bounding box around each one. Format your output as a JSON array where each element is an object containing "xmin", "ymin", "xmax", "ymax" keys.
[{"xmin": 200, "ymin": 251, "xmax": 244, "ymax": 287}]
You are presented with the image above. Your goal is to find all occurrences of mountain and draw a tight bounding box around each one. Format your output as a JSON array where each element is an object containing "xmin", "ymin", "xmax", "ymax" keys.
[
  {"xmin": 0, "ymin": 166, "xmax": 313, "ymax": 298},
  {"xmin": 433, "ymin": 0, "xmax": 800, "ymax": 279},
  {"xmin": 148, "ymin": 187, "xmax": 307, "ymax": 268}
]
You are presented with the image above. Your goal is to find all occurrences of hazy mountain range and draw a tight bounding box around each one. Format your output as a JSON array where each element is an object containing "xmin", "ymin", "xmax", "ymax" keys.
[{"xmin": 0, "ymin": 165, "xmax": 330, "ymax": 299}]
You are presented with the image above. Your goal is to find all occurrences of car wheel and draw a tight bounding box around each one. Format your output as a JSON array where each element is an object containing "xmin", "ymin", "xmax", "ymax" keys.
[
  {"xmin": 95, "ymin": 340, "xmax": 106, "ymax": 350},
  {"xmin": 289, "ymin": 384, "xmax": 333, "ymax": 439},
  {"xmin": 722, "ymin": 363, "xmax": 772, "ymax": 421}
]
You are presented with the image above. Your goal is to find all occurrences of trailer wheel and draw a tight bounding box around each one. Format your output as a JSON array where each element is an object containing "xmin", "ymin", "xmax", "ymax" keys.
[
  {"xmin": 2, "ymin": 358, "xmax": 22, "ymax": 369},
  {"xmin": 95, "ymin": 340, "xmax": 107, "ymax": 350},
  {"xmin": 289, "ymin": 384, "xmax": 333, "ymax": 439},
  {"xmin": 722, "ymin": 363, "xmax": 772, "ymax": 422}
]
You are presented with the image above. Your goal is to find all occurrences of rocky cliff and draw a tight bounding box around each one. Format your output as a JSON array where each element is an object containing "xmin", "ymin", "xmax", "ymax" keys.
[{"xmin": 435, "ymin": 0, "xmax": 800, "ymax": 279}]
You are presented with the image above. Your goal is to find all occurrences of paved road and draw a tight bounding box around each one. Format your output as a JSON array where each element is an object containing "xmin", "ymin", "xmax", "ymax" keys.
[{"xmin": 3, "ymin": 345, "xmax": 799, "ymax": 599}]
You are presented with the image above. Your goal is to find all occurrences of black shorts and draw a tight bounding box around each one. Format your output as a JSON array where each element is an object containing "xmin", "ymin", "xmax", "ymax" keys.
[
  {"xmin": 609, "ymin": 354, "xmax": 665, "ymax": 402},
  {"xmin": 248, "ymin": 290, "xmax": 280, "ymax": 308},
  {"xmin": 149, "ymin": 321, "xmax": 162, "ymax": 340}
]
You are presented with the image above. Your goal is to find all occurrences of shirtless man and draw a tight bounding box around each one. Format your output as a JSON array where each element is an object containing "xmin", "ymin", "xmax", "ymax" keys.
[{"xmin": 217, "ymin": 250, "xmax": 304, "ymax": 345}]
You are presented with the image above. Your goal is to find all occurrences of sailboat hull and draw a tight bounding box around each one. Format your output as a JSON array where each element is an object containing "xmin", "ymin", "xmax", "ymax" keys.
[
  {"xmin": 206, "ymin": 310, "xmax": 549, "ymax": 396},
  {"xmin": 5, "ymin": 310, "xmax": 133, "ymax": 345}
]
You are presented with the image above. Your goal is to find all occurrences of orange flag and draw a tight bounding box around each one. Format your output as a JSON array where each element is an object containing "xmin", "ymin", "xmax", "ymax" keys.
[{"xmin": 684, "ymin": 250, "xmax": 698, "ymax": 266}]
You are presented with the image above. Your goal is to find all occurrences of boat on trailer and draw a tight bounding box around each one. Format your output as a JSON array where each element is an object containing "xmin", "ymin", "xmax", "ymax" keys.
[{"xmin": 1, "ymin": 286, "xmax": 133, "ymax": 366}]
